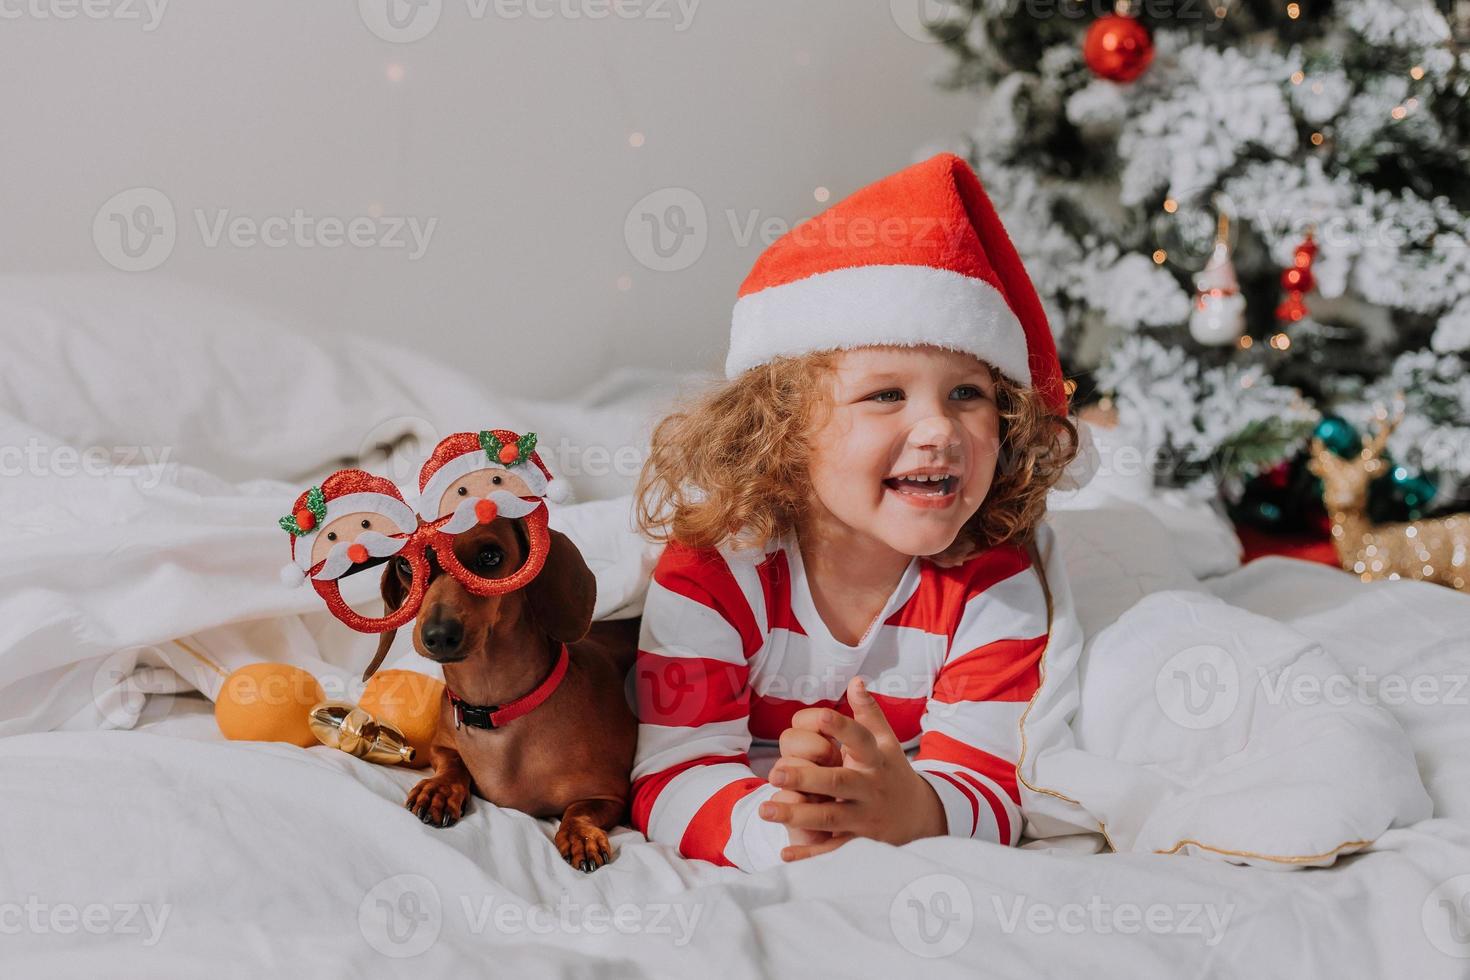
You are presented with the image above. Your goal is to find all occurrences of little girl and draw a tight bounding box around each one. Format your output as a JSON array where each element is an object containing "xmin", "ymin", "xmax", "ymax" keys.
[{"xmin": 630, "ymin": 153, "xmax": 1078, "ymax": 871}]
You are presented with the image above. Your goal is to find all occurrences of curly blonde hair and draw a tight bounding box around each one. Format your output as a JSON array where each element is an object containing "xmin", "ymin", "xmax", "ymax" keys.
[{"xmin": 634, "ymin": 351, "xmax": 1078, "ymax": 556}]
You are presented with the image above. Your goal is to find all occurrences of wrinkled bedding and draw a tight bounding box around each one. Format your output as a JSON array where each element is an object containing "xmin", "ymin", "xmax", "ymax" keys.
[{"xmin": 3, "ymin": 277, "xmax": 1468, "ymax": 977}]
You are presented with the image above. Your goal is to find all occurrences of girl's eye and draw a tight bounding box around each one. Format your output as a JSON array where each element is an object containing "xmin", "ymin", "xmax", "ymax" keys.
[
  {"xmin": 951, "ymin": 384, "xmax": 984, "ymax": 401},
  {"xmin": 868, "ymin": 389, "xmax": 904, "ymax": 403},
  {"xmin": 457, "ymin": 486, "xmax": 468, "ymax": 496}
]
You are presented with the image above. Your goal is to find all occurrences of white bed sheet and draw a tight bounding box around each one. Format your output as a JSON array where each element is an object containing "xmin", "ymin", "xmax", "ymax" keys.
[{"xmin": 3, "ymin": 280, "xmax": 1469, "ymax": 977}]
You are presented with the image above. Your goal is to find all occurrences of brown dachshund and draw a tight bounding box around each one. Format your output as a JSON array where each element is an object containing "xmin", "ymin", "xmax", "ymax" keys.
[{"xmin": 366, "ymin": 517, "xmax": 638, "ymax": 872}]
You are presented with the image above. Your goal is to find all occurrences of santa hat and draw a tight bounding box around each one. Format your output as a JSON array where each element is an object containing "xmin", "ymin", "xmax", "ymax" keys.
[
  {"xmin": 726, "ymin": 152, "xmax": 1069, "ymax": 417},
  {"xmin": 416, "ymin": 429, "xmax": 569, "ymax": 520},
  {"xmin": 279, "ymin": 469, "xmax": 418, "ymax": 588}
]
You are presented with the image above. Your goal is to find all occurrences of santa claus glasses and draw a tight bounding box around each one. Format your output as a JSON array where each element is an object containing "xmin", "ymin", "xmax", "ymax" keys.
[{"xmin": 279, "ymin": 429, "xmax": 564, "ymax": 633}]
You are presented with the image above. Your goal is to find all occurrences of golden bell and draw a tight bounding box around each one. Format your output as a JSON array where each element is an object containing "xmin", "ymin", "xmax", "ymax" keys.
[{"xmin": 309, "ymin": 701, "xmax": 416, "ymax": 766}]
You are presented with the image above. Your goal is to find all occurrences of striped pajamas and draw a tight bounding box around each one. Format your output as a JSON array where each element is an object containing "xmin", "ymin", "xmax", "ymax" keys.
[{"xmin": 630, "ymin": 533, "xmax": 1048, "ymax": 871}]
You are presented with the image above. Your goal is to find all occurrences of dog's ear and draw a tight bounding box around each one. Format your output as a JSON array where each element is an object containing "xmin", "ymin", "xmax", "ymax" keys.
[
  {"xmin": 362, "ymin": 561, "xmax": 407, "ymax": 682},
  {"xmin": 526, "ymin": 529, "xmax": 596, "ymax": 644}
]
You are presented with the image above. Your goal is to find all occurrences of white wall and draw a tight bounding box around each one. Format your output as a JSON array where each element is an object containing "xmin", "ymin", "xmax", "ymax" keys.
[{"xmin": 1, "ymin": 0, "xmax": 975, "ymax": 397}]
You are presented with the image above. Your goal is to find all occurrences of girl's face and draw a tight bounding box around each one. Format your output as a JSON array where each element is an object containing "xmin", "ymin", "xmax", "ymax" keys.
[{"xmin": 804, "ymin": 345, "xmax": 1001, "ymax": 557}]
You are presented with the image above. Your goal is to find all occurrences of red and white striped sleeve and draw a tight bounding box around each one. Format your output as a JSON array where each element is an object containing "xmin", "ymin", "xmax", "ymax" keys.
[
  {"xmin": 911, "ymin": 544, "xmax": 1047, "ymax": 847},
  {"xmin": 629, "ymin": 542, "xmax": 787, "ymax": 871}
]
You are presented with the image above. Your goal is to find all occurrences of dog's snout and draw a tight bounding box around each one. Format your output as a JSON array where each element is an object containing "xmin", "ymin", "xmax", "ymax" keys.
[{"xmin": 422, "ymin": 617, "xmax": 465, "ymax": 658}]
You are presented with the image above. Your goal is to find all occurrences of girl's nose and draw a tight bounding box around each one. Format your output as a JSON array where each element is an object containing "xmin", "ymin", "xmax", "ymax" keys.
[{"xmin": 907, "ymin": 415, "xmax": 962, "ymax": 454}]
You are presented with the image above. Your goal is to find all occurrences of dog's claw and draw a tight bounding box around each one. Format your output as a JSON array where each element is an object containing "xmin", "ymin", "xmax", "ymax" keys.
[
  {"xmin": 440, "ymin": 812, "xmax": 453, "ymax": 828},
  {"xmin": 579, "ymin": 859, "xmax": 596, "ymax": 873}
]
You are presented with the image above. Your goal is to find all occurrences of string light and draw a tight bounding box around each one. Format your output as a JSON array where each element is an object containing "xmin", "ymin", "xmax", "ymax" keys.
[
  {"xmin": 628, "ymin": 132, "xmax": 646, "ymax": 148},
  {"xmin": 1286, "ymin": 2, "xmax": 1300, "ymax": 17},
  {"xmin": 1311, "ymin": 131, "xmax": 1325, "ymax": 145},
  {"xmin": 1290, "ymin": 70, "xmax": 1305, "ymax": 84},
  {"xmin": 814, "ymin": 187, "xmax": 831, "ymax": 203},
  {"xmin": 1410, "ymin": 65, "xmax": 1425, "ymax": 80},
  {"xmin": 1239, "ymin": 335, "xmax": 1254, "ymax": 349},
  {"xmin": 1391, "ymin": 105, "xmax": 1408, "ymax": 120},
  {"xmin": 1270, "ymin": 332, "xmax": 1291, "ymax": 350},
  {"xmin": 1163, "ymin": 198, "xmax": 1178, "ymax": 213},
  {"xmin": 1152, "ymin": 249, "xmax": 1167, "ymax": 264}
]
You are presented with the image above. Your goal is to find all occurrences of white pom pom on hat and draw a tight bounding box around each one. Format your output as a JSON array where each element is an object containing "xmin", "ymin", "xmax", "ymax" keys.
[{"xmin": 280, "ymin": 562, "xmax": 308, "ymax": 588}]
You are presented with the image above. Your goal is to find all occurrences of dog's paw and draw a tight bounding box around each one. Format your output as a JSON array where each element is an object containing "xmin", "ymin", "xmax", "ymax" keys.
[
  {"xmin": 405, "ymin": 777, "xmax": 469, "ymax": 828},
  {"xmin": 556, "ymin": 824, "xmax": 612, "ymax": 873}
]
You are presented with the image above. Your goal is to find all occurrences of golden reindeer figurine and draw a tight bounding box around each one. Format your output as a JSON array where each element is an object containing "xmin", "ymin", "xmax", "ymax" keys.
[{"xmin": 1308, "ymin": 414, "xmax": 1469, "ymax": 592}]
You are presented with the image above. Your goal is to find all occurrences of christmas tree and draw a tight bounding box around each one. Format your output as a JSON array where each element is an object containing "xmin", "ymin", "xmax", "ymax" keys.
[{"xmin": 917, "ymin": 0, "xmax": 1470, "ymax": 526}]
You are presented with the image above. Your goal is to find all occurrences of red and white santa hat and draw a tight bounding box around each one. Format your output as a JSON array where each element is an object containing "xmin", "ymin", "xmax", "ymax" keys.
[
  {"xmin": 726, "ymin": 152, "xmax": 1069, "ymax": 417},
  {"xmin": 279, "ymin": 470, "xmax": 419, "ymax": 587},
  {"xmin": 416, "ymin": 429, "xmax": 569, "ymax": 520}
]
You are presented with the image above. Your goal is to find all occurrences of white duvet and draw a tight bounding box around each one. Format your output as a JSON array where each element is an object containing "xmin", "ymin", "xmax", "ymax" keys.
[{"xmin": 3, "ymin": 277, "xmax": 1468, "ymax": 978}]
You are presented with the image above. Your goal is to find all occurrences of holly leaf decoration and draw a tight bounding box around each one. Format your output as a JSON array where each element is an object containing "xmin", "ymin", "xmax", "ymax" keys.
[
  {"xmin": 278, "ymin": 485, "xmax": 326, "ymax": 536},
  {"xmin": 305, "ymin": 485, "xmax": 327, "ymax": 523},
  {"xmin": 479, "ymin": 430, "xmax": 538, "ymax": 466},
  {"xmin": 517, "ymin": 431, "xmax": 538, "ymax": 460},
  {"xmin": 479, "ymin": 430, "xmax": 504, "ymax": 462}
]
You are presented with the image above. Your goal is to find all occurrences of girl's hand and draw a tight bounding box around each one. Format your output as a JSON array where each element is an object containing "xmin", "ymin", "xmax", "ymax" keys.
[
  {"xmin": 769, "ymin": 727, "xmax": 844, "ymax": 852},
  {"xmin": 759, "ymin": 677, "xmax": 947, "ymax": 861}
]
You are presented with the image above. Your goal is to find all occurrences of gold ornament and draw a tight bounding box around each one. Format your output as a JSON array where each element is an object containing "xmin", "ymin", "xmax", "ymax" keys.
[
  {"xmin": 1308, "ymin": 411, "xmax": 1469, "ymax": 592},
  {"xmin": 309, "ymin": 701, "xmax": 417, "ymax": 765}
]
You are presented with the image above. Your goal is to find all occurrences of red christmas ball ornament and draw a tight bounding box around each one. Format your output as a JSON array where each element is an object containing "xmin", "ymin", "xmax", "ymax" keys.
[
  {"xmin": 1281, "ymin": 265, "xmax": 1314, "ymax": 293},
  {"xmin": 1275, "ymin": 229, "xmax": 1317, "ymax": 324},
  {"xmin": 1084, "ymin": 12, "xmax": 1154, "ymax": 83},
  {"xmin": 498, "ymin": 443, "xmax": 519, "ymax": 464},
  {"xmin": 294, "ymin": 508, "xmax": 316, "ymax": 532}
]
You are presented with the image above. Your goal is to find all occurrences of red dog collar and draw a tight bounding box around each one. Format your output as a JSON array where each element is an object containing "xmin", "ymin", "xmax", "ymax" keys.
[{"xmin": 445, "ymin": 644, "xmax": 569, "ymax": 731}]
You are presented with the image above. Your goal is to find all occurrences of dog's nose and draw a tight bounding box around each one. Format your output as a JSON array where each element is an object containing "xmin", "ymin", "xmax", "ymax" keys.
[{"xmin": 421, "ymin": 617, "xmax": 464, "ymax": 657}]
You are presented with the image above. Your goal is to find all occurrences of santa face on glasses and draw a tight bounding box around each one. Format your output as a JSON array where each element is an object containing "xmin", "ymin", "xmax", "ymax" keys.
[
  {"xmin": 415, "ymin": 429, "xmax": 565, "ymax": 532},
  {"xmin": 279, "ymin": 472, "xmax": 419, "ymax": 588}
]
